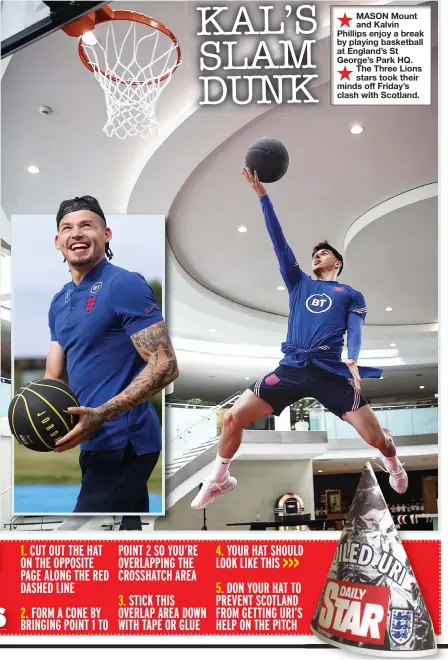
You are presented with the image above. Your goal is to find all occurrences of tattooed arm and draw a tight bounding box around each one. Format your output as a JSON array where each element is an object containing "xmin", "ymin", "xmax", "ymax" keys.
[
  {"xmin": 96, "ymin": 321, "xmax": 179, "ymax": 420},
  {"xmin": 54, "ymin": 321, "xmax": 179, "ymax": 452}
]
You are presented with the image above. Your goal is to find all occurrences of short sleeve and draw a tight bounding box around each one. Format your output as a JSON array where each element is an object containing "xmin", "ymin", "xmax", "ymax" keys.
[
  {"xmin": 111, "ymin": 272, "xmax": 164, "ymax": 337},
  {"xmin": 349, "ymin": 289, "xmax": 367, "ymax": 323},
  {"xmin": 49, "ymin": 302, "xmax": 57, "ymax": 341}
]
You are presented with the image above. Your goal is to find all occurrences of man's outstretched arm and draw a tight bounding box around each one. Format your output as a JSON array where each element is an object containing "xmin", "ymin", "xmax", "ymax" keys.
[{"xmin": 242, "ymin": 167, "xmax": 302, "ymax": 288}]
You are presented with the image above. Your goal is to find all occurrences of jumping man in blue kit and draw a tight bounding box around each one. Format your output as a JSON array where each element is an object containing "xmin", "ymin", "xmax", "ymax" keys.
[
  {"xmin": 192, "ymin": 168, "xmax": 408, "ymax": 511},
  {"xmin": 45, "ymin": 196, "xmax": 179, "ymax": 523}
]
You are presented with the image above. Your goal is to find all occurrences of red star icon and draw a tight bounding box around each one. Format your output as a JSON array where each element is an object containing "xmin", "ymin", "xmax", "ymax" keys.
[
  {"xmin": 338, "ymin": 13, "xmax": 352, "ymax": 27},
  {"xmin": 338, "ymin": 66, "xmax": 353, "ymax": 80}
]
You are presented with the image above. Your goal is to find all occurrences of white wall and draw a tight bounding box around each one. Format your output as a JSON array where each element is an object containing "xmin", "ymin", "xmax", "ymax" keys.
[
  {"xmin": 275, "ymin": 406, "xmax": 292, "ymax": 431},
  {"xmin": 0, "ymin": 432, "xmax": 12, "ymax": 530},
  {"xmin": 157, "ymin": 459, "xmax": 314, "ymax": 531},
  {"xmin": 1, "ymin": 208, "xmax": 11, "ymax": 244}
]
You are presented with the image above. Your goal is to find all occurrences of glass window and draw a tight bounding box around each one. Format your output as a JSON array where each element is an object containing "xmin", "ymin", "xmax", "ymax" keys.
[
  {"xmin": 411, "ymin": 407, "xmax": 438, "ymax": 435},
  {"xmin": 384, "ymin": 408, "xmax": 414, "ymax": 436}
]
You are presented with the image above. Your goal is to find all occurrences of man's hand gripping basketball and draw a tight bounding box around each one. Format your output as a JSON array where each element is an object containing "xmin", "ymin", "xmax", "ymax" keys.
[
  {"xmin": 241, "ymin": 167, "xmax": 267, "ymax": 196},
  {"xmin": 52, "ymin": 407, "xmax": 105, "ymax": 453}
]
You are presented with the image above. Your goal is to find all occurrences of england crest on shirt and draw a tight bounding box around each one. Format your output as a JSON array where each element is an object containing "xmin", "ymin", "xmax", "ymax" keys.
[
  {"xmin": 85, "ymin": 296, "xmax": 97, "ymax": 312},
  {"xmin": 390, "ymin": 608, "xmax": 414, "ymax": 645}
]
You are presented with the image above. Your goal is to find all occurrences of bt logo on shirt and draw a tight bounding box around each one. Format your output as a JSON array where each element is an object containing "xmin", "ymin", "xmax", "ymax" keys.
[
  {"xmin": 90, "ymin": 282, "xmax": 102, "ymax": 294},
  {"xmin": 306, "ymin": 293, "xmax": 332, "ymax": 314}
]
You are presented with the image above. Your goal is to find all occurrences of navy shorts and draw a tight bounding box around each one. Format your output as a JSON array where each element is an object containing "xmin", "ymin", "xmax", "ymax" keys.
[
  {"xmin": 249, "ymin": 363, "xmax": 367, "ymax": 418},
  {"xmin": 74, "ymin": 441, "xmax": 160, "ymax": 514}
]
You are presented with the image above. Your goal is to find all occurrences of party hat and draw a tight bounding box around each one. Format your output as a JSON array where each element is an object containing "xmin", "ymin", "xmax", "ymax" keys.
[{"xmin": 310, "ymin": 462, "xmax": 437, "ymax": 656}]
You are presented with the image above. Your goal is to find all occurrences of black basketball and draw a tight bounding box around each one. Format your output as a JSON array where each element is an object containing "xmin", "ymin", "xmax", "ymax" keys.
[
  {"xmin": 8, "ymin": 379, "xmax": 79, "ymax": 452},
  {"xmin": 245, "ymin": 137, "xmax": 289, "ymax": 183}
]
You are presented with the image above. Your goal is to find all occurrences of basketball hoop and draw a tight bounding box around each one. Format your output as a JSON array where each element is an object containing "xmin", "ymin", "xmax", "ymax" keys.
[{"xmin": 63, "ymin": 6, "xmax": 182, "ymax": 139}]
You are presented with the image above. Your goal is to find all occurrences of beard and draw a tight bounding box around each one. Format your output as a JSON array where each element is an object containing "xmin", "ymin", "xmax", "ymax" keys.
[{"xmin": 64, "ymin": 246, "xmax": 96, "ymax": 267}]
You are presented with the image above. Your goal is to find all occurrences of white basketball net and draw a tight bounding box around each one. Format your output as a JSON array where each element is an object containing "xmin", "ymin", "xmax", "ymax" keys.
[{"xmin": 82, "ymin": 21, "xmax": 180, "ymax": 139}]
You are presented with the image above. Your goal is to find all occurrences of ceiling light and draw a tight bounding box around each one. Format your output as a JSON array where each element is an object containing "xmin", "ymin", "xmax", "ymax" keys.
[
  {"xmin": 390, "ymin": 343, "xmax": 396, "ymax": 347},
  {"xmin": 277, "ymin": 285, "xmax": 285, "ymax": 291},
  {"xmin": 317, "ymin": 469, "xmax": 323, "ymax": 473},
  {"xmin": 81, "ymin": 31, "xmax": 98, "ymax": 45},
  {"xmin": 238, "ymin": 226, "xmax": 248, "ymax": 233},
  {"xmin": 420, "ymin": 385, "xmax": 425, "ymax": 389},
  {"xmin": 385, "ymin": 306, "xmax": 393, "ymax": 312},
  {"xmin": 27, "ymin": 165, "xmax": 40, "ymax": 174},
  {"xmin": 350, "ymin": 124, "xmax": 363, "ymax": 135},
  {"xmin": 209, "ymin": 328, "xmax": 216, "ymax": 333},
  {"xmin": 245, "ymin": 376, "xmax": 251, "ymax": 380}
]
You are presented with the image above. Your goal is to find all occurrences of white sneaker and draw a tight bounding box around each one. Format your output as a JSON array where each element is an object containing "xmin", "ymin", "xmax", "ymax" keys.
[
  {"xmin": 191, "ymin": 475, "xmax": 237, "ymax": 510},
  {"xmin": 380, "ymin": 454, "xmax": 408, "ymax": 494}
]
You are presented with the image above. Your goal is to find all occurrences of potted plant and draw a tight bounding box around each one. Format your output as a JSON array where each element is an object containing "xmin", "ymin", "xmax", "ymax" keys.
[{"xmin": 187, "ymin": 398, "xmax": 203, "ymax": 407}]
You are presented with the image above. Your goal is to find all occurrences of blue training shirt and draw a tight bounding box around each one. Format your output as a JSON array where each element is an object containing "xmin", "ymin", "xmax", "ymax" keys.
[
  {"xmin": 260, "ymin": 195, "xmax": 382, "ymax": 380},
  {"xmin": 48, "ymin": 258, "xmax": 163, "ymax": 454}
]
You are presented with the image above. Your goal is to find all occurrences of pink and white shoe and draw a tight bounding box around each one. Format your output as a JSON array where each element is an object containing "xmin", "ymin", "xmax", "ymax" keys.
[
  {"xmin": 380, "ymin": 453, "xmax": 408, "ymax": 494},
  {"xmin": 191, "ymin": 475, "xmax": 237, "ymax": 510}
]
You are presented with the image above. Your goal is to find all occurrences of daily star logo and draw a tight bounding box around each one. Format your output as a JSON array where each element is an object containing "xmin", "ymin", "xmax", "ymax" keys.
[{"xmin": 316, "ymin": 579, "xmax": 390, "ymax": 645}]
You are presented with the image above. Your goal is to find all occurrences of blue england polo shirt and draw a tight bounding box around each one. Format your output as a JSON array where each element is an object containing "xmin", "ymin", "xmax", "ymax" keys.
[{"xmin": 48, "ymin": 259, "xmax": 163, "ymax": 454}]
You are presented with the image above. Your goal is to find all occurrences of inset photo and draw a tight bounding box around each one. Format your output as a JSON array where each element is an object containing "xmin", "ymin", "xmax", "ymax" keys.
[{"xmin": 10, "ymin": 201, "xmax": 177, "ymax": 516}]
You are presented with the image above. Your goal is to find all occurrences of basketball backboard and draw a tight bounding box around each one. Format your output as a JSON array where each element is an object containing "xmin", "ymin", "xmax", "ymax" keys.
[{"xmin": 1, "ymin": 1, "xmax": 108, "ymax": 59}]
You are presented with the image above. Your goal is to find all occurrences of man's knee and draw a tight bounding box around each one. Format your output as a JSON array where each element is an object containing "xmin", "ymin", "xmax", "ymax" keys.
[
  {"xmin": 364, "ymin": 427, "xmax": 390, "ymax": 449},
  {"xmin": 223, "ymin": 408, "xmax": 245, "ymax": 432}
]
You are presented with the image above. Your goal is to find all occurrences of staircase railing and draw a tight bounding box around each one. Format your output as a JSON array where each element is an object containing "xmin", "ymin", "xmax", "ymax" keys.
[{"xmin": 166, "ymin": 392, "xmax": 241, "ymax": 475}]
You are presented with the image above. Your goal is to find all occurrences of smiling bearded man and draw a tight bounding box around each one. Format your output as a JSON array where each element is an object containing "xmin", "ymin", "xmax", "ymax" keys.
[{"xmin": 45, "ymin": 195, "xmax": 178, "ymax": 526}]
